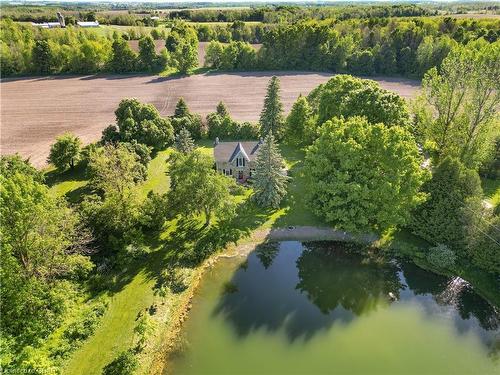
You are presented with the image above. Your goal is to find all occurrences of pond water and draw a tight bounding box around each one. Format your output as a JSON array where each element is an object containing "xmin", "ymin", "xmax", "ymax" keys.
[{"xmin": 169, "ymin": 241, "xmax": 500, "ymax": 375}]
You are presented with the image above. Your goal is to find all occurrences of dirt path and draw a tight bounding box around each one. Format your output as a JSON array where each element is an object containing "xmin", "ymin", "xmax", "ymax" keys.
[{"xmin": 1, "ymin": 72, "xmax": 420, "ymax": 167}]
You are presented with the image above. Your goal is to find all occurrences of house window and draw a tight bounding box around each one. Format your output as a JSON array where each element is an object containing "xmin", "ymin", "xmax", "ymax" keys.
[
  {"xmin": 236, "ymin": 157, "xmax": 246, "ymax": 167},
  {"xmin": 249, "ymin": 168, "xmax": 255, "ymax": 177},
  {"xmin": 229, "ymin": 169, "xmax": 233, "ymax": 176}
]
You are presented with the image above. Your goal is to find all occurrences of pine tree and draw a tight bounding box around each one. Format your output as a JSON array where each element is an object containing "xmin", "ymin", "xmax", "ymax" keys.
[
  {"xmin": 174, "ymin": 128, "xmax": 196, "ymax": 154},
  {"xmin": 259, "ymin": 76, "xmax": 284, "ymax": 139},
  {"xmin": 253, "ymin": 133, "xmax": 288, "ymax": 208},
  {"xmin": 216, "ymin": 101, "xmax": 229, "ymax": 117},
  {"xmin": 174, "ymin": 98, "xmax": 190, "ymax": 118}
]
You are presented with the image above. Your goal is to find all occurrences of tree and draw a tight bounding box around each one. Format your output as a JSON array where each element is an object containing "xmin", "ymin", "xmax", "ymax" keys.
[
  {"xmin": 167, "ymin": 24, "xmax": 199, "ymax": 74},
  {"xmin": 82, "ymin": 144, "xmax": 144, "ymax": 251},
  {"xmin": 167, "ymin": 151, "xmax": 235, "ymax": 227},
  {"xmin": 411, "ymin": 157, "xmax": 483, "ymax": 251},
  {"xmin": 138, "ymin": 35, "xmax": 162, "ymax": 72},
  {"xmin": 112, "ymin": 98, "xmax": 174, "ymax": 149},
  {"xmin": 32, "ymin": 40, "xmax": 52, "ymax": 74},
  {"xmin": 48, "ymin": 132, "xmax": 82, "ymax": 171},
  {"xmin": 174, "ymin": 97, "xmax": 190, "ymax": 118},
  {"xmin": 216, "ymin": 101, "xmax": 229, "ymax": 117},
  {"xmin": 467, "ymin": 214, "xmax": 500, "ymax": 274},
  {"xmin": 305, "ymin": 116, "xmax": 427, "ymax": 232},
  {"xmin": 174, "ymin": 128, "xmax": 196, "ymax": 154},
  {"xmin": 205, "ymin": 40, "xmax": 224, "ymax": 68},
  {"xmin": 417, "ymin": 40, "xmax": 500, "ymax": 168},
  {"xmin": 109, "ymin": 39, "xmax": 137, "ymax": 73},
  {"xmin": 0, "ymin": 154, "xmax": 44, "ymax": 182},
  {"xmin": 285, "ymin": 95, "xmax": 314, "ymax": 145},
  {"xmin": 102, "ymin": 350, "xmax": 138, "ymax": 375},
  {"xmin": 427, "ymin": 244, "xmax": 456, "ymax": 269},
  {"xmin": 309, "ymin": 75, "xmax": 410, "ymax": 127},
  {"xmin": 252, "ymin": 134, "xmax": 288, "ymax": 208},
  {"xmin": 0, "ymin": 171, "xmax": 92, "ymax": 354},
  {"xmin": 259, "ymin": 76, "xmax": 284, "ymax": 139}
]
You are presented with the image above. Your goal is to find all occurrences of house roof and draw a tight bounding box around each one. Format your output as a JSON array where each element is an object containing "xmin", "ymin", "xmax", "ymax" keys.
[{"xmin": 214, "ymin": 141, "xmax": 260, "ymax": 163}]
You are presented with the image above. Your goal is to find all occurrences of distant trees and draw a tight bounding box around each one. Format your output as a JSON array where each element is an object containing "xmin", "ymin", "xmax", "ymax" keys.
[
  {"xmin": 305, "ymin": 116, "xmax": 427, "ymax": 232},
  {"xmin": 252, "ymin": 134, "xmax": 288, "ymax": 208},
  {"xmin": 167, "ymin": 151, "xmax": 235, "ymax": 227},
  {"xmin": 48, "ymin": 132, "xmax": 82, "ymax": 171},
  {"xmin": 138, "ymin": 36, "xmax": 167, "ymax": 72},
  {"xmin": 260, "ymin": 76, "xmax": 284, "ymax": 139},
  {"xmin": 166, "ymin": 22, "xmax": 198, "ymax": 73},
  {"xmin": 32, "ymin": 39, "xmax": 52, "ymax": 74},
  {"xmin": 204, "ymin": 40, "xmax": 257, "ymax": 70},
  {"xmin": 109, "ymin": 38, "xmax": 137, "ymax": 73}
]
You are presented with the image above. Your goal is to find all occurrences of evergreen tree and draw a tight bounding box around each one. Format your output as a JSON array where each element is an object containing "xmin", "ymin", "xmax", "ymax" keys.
[
  {"xmin": 138, "ymin": 36, "xmax": 157, "ymax": 72},
  {"xmin": 174, "ymin": 98, "xmax": 190, "ymax": 118},
  {"xmin": 252, "ymin": 133, "xmax": 288, "ymax": 208},
  {"xmin": 216, "ymin": 101, "xmax": 229, "ymax": 117},
  {"xmin": 259, "ymin": 76, "xmax": 284, "ymax": 139},
  {"xmin": 174, "ymin": 128, "xmax": 196, "ymax": 154},
  {"xmin": 109, "ymin": 39, "xmax": 137, "ymax": 73},
  {"xmin": 411, "ymin": 157, "xmax": 483, "ymax": 252}
]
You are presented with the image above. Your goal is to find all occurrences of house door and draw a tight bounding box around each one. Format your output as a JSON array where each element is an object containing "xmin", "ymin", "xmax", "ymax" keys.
[{"xmin": 238, "ymin": 170, "xmax": 244, "ymax": 180}]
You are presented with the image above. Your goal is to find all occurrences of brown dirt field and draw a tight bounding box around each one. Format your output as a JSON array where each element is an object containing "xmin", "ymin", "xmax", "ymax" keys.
[
  {"xmin": 127, "ymin": 41, "xmax": 262, "ymax": 67},
  {"xmin": 0, "ymin": 72, "xmax": 420, "ymax": 168}
]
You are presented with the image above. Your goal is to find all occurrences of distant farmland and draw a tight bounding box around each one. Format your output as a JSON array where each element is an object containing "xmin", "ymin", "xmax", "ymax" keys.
[{"xmin": 0, "ymin": 72, "xmax": 420, "ymax": 167}]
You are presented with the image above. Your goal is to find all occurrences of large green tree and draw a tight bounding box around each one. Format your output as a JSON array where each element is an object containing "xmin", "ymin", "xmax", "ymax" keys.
[
  {"xmin": 308, "ymin": 75, "xmax": 410, "ymax": 127},
  {"xmin": 259, "ymin": 76, "xmax": 284, "ymax": 139},
  {"xmin": 166, "ymin": 22, "xmax": 198, "ymax": 74},
  {"xmin": 252, "ymin": 133, "xmax": 288, "ymax": 208},
  {"xmin": 110, "ymin": 98, "xmax": 174, "ymax": 149},
  {"xmin": 410, "ymin": 157, "xmax": 484, "ymax": 252},
  {"xmin": 138, "ymin": 35, "xmax": 167, "ymax": 72},
  {"xmin": 32, "ymin": 39, "xmax": 52, "ymax": 74},
  {"xmin": 48, "ymin": 132, "xmax": 82, "ymax": 171},
  {"xmin": 305, "ymin": 116, "xmax": 427, "ymax": 232},
  {"xmin": 167, "ymin": 151, "xmax": 235, "ymax": 227},
  {"xmin": 417, "ymin": 40, "xmax": 500, "ymax": 169},
  {"xmin": 174, "ymin": 128, "xmax": 196, "ymax": 154},
  {"xmin": 109, "ymin": 38, "xmax": 137, "ymax": 73}
]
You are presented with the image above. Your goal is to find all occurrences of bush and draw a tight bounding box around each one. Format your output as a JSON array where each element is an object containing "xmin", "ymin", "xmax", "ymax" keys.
[
  {"xmin": 163, "ymin": 266, "xmax": 191, "ymax": 294},
  {"xmin": 427, "ymin": 244, "xmax": 456, "ymax": 269},
  {"xmin": 102, "ymin": 350, "xmax": 138, "ymax": 375}
]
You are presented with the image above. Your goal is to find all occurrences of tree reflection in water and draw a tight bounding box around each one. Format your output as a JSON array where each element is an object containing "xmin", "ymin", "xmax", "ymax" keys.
[{"xmin": 213, "ymin": 241, "xmax": 499, "ymax": 349}]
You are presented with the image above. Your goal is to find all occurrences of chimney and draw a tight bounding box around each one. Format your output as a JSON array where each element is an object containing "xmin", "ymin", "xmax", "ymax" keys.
[
  {"xmin": 214, "ymin": 137, "xmax": 219, "ymax": 146},
  {"xmin": 57, "ymin": 12, "xmax": 66, "ymax": 27}
]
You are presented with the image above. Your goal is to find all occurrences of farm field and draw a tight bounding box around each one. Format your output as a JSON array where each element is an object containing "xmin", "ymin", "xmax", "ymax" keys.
[{"xmin": 0, "ymin": 73, "xmax": 420, "ymax": 167}]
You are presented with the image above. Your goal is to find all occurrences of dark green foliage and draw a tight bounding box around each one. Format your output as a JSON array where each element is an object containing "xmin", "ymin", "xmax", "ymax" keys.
[
  {"xmin": 166, "ymin": 22, "xmax": 199, "ymax": 73},
  {"xmin": 102, "ymin": 350, "xmax": 138, "ymax": 375},
  {"xmin": 347, "ymin": 50, "xmax": 375, "ymax": 75},
  {"xmin": 32, "ymin": 39, "xmax": 52, "ymax": 74},
  {"xmin": 426, "ymin": 244, "xmax": 456, "ymax": 269},
  {"xmin": 310, "ymin": 75, "xmax": 410, "ymax": 127},
  {"xmin": 284, "ymin": 95, "xmax": 315, "ymax": 146},
  {"xmin": 252, "ymin": 133, "xmax": 288, "ymax": 208},
  {"xmin": 172, "ymin": 98, "xmax": 205, "ymax": 140},
  {"xmin": 206, "ymin": 112, "xmax": 259, "ymax": 140},
  {"xmin": 260, "ymin": 76, "xmax": 284, "ymax": 139},
  {"xmin": 48, "ymin": 132, "xmax": 82, "ymax": 171},
  {"xmin": 305, "ymin": 116, "xmax": 427, "ymax": 232},
  {"xmin": 109, "ymin": 38, "xmax": 137, "ymax": 73},
  {"xmin": 138, "ymin": 35, "xmax": 167, "ymax": 72},
  {"xmin": 174, "ymin": 97, "xmax": 190, "ymax": 118},
  {"xmin": 62, "ymin": 301, "xmax": 107, "ymax": 343},
  {"xmin": 468, "ymin": 214, "xmax": 500, "ymax": 274},
  {"xmin": 205, "ymin": 40, "xmax": 257, "ymax": 70},
  {"xmin": 112, "ymin": 98, "xmax": 174, "ymax": 149},
  {"xmin": 411, "ymin": 157, "xmax": 483, "ymax": 251},
  {"xmin": 216, "ymin": 101, "xmax": 229, "ymax": 117},
  {"xmin": 101, "ymin": 125, "xmax": 121, "ymax": 144},
  {"xmin": 140, "ymin": 191, "xmax": 169, "ymax": 231}
]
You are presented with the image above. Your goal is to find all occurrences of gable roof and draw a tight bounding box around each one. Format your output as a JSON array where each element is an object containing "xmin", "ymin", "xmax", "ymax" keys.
[{"xmin": 214, "ymin": 141, "xmax": 260, "ymax": 163}]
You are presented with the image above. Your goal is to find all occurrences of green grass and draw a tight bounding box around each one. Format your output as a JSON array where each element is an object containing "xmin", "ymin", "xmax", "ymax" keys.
[
  {"xmin": 139, "ymin": 149, "xmax": 171, "ymax": 198},
  {"xmin": 481, "ymin": 177, "xmax": 500, "ymax": 206}
]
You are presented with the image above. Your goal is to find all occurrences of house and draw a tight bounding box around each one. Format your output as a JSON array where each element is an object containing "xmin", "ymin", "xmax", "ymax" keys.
[
  {"xmin": 77, "ymin": 21, "xmax": 100, "ymax": 28},
  {"xmin": 214, "ymin": 139, "xmax": 261, "ymax": 182}
]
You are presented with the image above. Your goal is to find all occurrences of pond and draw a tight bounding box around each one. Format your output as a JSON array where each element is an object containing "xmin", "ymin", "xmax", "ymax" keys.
[{"xmin": 169, "ymin": 241, "xmax": 500, "ymax": 374}]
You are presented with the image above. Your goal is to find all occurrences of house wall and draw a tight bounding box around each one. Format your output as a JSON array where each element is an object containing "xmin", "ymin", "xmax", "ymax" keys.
[{"xmin": 216, "ymin": 160, "xmax": 256, "ymax": 181}]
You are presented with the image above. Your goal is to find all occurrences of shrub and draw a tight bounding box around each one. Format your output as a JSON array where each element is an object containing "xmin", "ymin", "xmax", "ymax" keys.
[
  {"xmin": 427, "ymin": 244, "xmax": 456, "ymax": 269},
  {"xmin": 102, "ymin": 350, "xmax": 138, "ymax": 375},
  {"xmin": 163, "ymin": 266, "xmax": 191, "ymax": 293}
]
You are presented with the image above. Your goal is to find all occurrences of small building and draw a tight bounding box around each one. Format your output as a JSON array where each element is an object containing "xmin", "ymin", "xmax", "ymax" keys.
[
  {"xmin": 214, "ymin": 139, "xmax": 261, "ymax": 182},
  {"xmin": 31, "ymin": 22, "xmax": 63, "ymax": 28},
  {"xmin": 77, "ymin": 21, "xmax": 100, "ymax": 28}
]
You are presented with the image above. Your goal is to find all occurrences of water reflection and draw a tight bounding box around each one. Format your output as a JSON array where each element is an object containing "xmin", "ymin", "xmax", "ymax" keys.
[{"xmin": 213, "ymin": 241, "xmax": 499, "ymax": 352}]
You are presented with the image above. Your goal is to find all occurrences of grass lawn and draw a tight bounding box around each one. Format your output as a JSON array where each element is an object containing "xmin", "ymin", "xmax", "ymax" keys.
[{"xmin": 481, "ymin": 177, "xmax": 500, "ymax": 207}]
